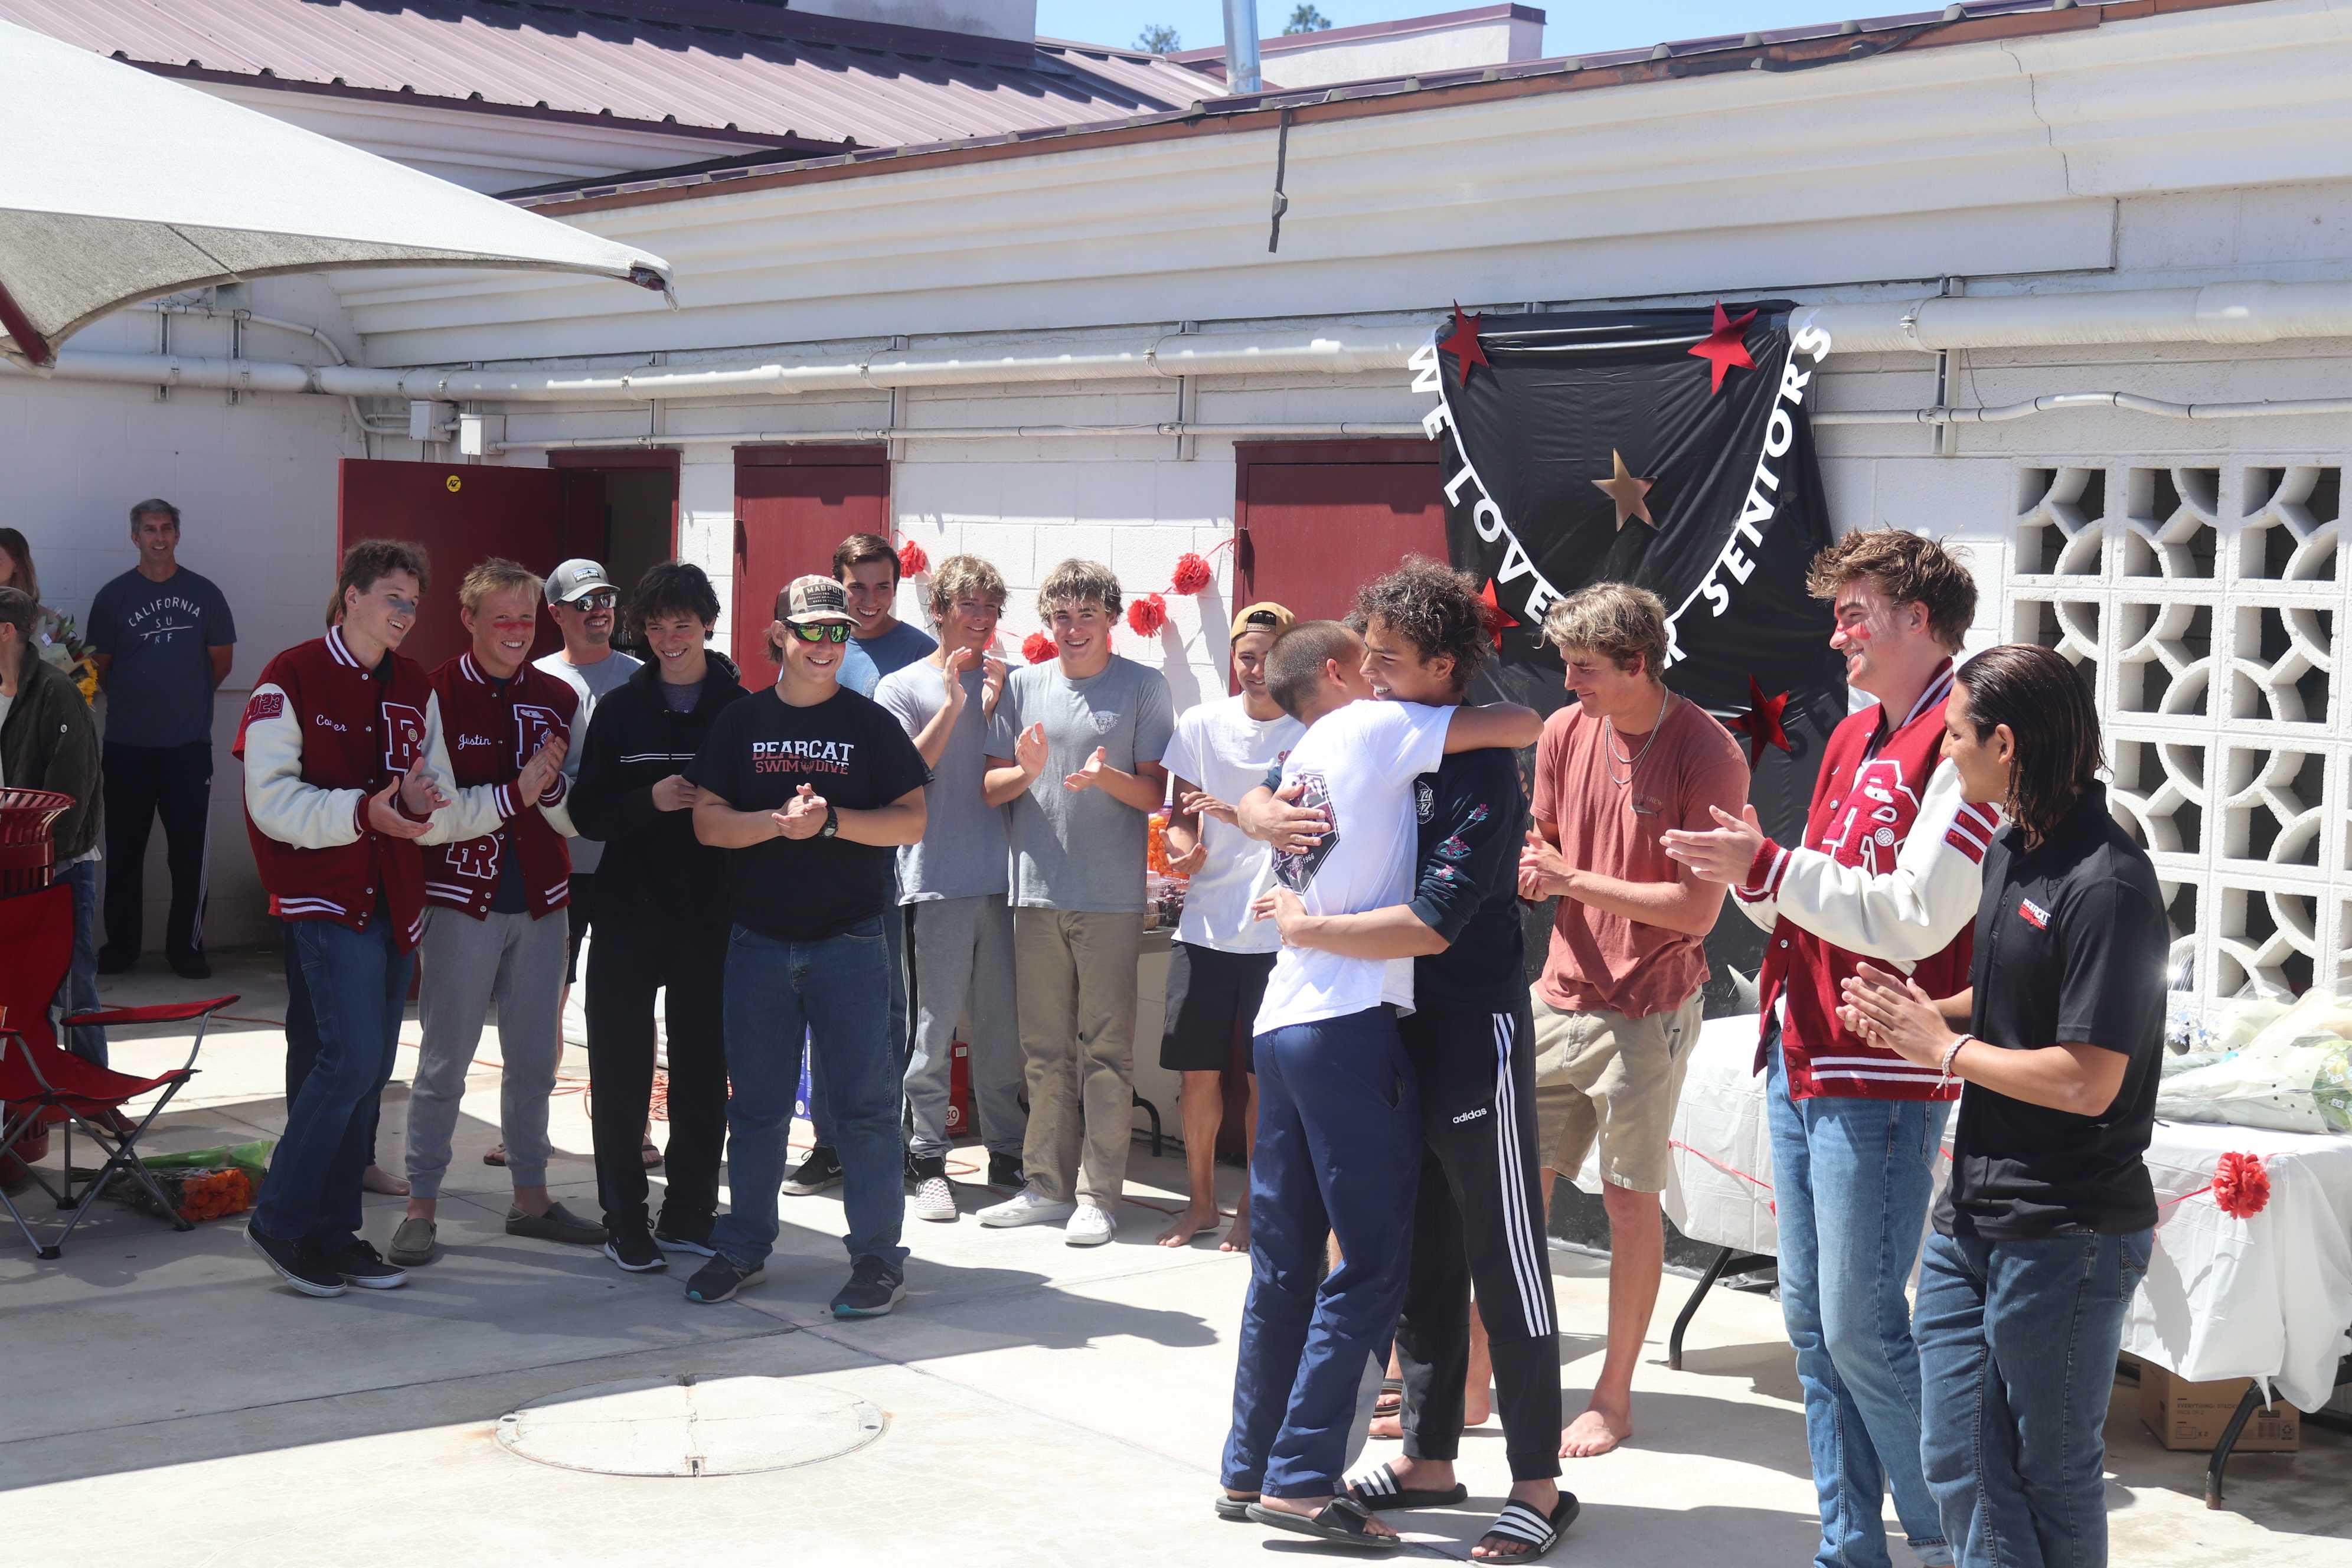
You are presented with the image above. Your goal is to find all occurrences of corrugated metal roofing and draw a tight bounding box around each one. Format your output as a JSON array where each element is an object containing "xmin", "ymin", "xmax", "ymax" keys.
[{"xmin": 0, "ymin": 0, "xmax": 1225, "ymax": 150}]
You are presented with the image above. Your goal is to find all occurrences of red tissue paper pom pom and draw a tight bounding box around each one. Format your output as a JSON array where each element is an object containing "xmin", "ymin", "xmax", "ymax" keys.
[
  {"xmin": 1021, "ymin": 631, "xmax": 1056, "ymax": 664},
  {"xmin": 2213, "ymin": 1151, "xmax": 2271, "ymax": 1219},
  {"xmin": 1170, "ymin": 551, "xmax": 1214, "ymax": 596},
  {"xmin": 896, "ymin": 540, "xmax": 930, "ymax": 578},
  {"xmin": 1126, "ymin": 592, "xmax": 1169, "ymax": 638}
]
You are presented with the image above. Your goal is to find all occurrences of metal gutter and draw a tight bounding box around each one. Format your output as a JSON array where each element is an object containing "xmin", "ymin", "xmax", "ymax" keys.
[{"xmin": 492, "ymin": 421, "xmax": 1427, "ymax": 452}]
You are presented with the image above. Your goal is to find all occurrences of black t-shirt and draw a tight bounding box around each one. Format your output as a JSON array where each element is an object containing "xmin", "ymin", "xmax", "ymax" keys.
[
  {"xmin": 687, "ymin": 686, "xmax": 930, "ymax": 941},
  {"xmin": 1940, "ymin": 783, "xmax": 2168, "ymax": 1240},
  {"xmin": 1410, "ymin": 748, "xmax": 1528, "ymax": 1013}
]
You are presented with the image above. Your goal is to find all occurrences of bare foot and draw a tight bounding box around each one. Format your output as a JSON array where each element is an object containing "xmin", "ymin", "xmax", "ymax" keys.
[
  {"xmin": 1157, "ymin": 1204, "xmax": 1221, "ymax": 1247},
  {"xmin": 1559, "ymin": 1402, "xmax": 1631, "ymax": 1458},
  {"xmin": 361, "ymin": 1165, "xmax": 410, "ymax": 1197},
  {"xmin": 1220, "ymin": 1212, "xmax": 1252, "ymax": 1253},
  {"xmin": 1257, "ymin": 1495, "xmax": 1399, "ymax": 1541},
  {"xmin": 1472, "ymin": 1480, "xmax": 1562, "ymax": 1560}
]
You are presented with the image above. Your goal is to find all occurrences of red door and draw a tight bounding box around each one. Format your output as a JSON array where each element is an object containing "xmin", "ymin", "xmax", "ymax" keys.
[
  {"xmin": 336, "ymin": 459, "xmax": 575, "ymax": 672},
  {"xmin": 733, "ymin": 446, "xmax": 890, "ymax": 676},
  {"xmin": 1234, "ymin": 441, "xmax": 1447, "ymax": 629}
]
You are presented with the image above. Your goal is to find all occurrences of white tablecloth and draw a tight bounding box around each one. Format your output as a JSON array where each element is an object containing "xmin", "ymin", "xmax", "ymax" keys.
[{"xmin": 1570, "ymin": 1013, "xmax": 2352, "ymax": 1412}]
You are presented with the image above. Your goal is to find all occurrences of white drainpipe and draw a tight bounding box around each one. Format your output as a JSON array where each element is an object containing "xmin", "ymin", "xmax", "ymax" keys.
[{"xmin": 9, "ymin": 279, "xmax": 2352, "ymax": 411}]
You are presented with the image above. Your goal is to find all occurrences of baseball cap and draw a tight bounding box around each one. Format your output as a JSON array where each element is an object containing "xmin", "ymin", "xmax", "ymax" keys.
[
  {"xmin": 1229, "ymin": 601, "xmax": 1295, "ymax": 641},
  {"xmin": 545, "ymin": 559, "xmax": 615, "ymax": 605},
  {"xmin": 780, "ymin": 574, "xmax": 857, "ymax": 626}
]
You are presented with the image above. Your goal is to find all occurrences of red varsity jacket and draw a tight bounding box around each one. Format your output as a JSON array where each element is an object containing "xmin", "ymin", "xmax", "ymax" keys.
[
  {"xmin": 1733, "ymin": 661, "xmax": 2001, "ymax": 1100},
  {"xmin": 421, "ymin": 652, "xmax": 577, "ymax": 920},
  {"xmin": 236, "ymin": 628, "xmax": 502, "ymax": 953}
]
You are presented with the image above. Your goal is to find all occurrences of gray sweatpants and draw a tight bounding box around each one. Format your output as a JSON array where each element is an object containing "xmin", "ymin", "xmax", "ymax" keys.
[
  {"xmin": 904, "ymin": 893, "xmax": 1024, "ymax": 1161},
  {"xmin": 406, "ymin": 906, "xmax": 568, "ymax": 1198}
]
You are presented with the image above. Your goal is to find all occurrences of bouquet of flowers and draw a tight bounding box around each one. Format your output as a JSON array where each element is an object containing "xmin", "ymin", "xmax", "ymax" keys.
[{"xmin": 70, "ymin": 1139, "xmax": 272, "ymax": 1223}]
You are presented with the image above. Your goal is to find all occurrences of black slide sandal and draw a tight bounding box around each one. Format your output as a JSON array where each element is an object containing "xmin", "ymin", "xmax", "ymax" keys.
[
  {"xmin": 1475, "ymin": 1493, "xmax": 1581, "ymax": 1562},
  {"xmin": 1350, "ymin": 1460, "xmax": 1470, "ymax": 1511},
  {"xmin": 1247, "ymin": 1497, "xmax": 1404, "ymax": 1551},
  {"xmin": 1371, "ymin": 1376, "xmax": 1404, "ymax": 1419},
  {"xmin": 1215, "ymin": 1494, "xmax": 1257, "ymax": 1522}
]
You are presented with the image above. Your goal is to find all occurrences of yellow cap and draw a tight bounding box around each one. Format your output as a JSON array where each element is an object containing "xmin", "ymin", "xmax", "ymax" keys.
[{"xmin": 1229, "ymin": 602, "xmax": 1295, "ymax": 641}]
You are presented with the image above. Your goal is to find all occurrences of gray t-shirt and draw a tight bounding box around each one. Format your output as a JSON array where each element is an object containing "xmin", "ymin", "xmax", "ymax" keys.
[
  {"xmin": 985, "ymin": 654, "xmax": 1174, "ymax": 913},
  {"xmin": 533, "ymin": 648, "xmax": 642, "ymax": 874},
  {"xmin": 875, "ymin": 659, "xmax": 1009, "ymax": 903}
]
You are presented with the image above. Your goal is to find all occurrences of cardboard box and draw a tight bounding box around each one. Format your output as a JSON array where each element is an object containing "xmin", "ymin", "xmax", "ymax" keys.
[{"xmin": 2137, "ymin": 1364, "xmax": 2302, "ymax": 1452}]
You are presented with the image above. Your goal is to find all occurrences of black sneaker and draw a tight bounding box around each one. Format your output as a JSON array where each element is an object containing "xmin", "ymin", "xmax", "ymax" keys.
[
  {"xmin": 97, "ymin": 946, "xmax": 136, "ymax": 976},
  {"xmin": 247, "ymin": 1225, "xmax": 346, "ymax": 1298},
  {"xmin": 653, "ymin": 1216, "xmax": 717, "ymax": 1257},
  {"xmin": 907, "ymin": 1151, "xmax": 948, "ymax": 1184},
  {"xmin": 169, "ymin": 952, "xmax": 212, "ymax": 981},
  {"xmin": 781, "ymin": 1145, "xmax": 843, "ymax": 1195},
  {"xmin": 328, "ymin": 1238, "xmax": 409, "ymax": 1290},
  {"xmin": 603, "ymin": 1223, "xmax": 667, "ymax": 1273},
  {"xmin": 830, "ymin": 1255, "xmax": 907, "ymax": 1319},
  {"xmin": 684, "ymin": 1255, "xmax": 764, "ymax": 1304},
  {"xmin": 987, "ymin": 1152, "xmax": 1025, "ymax": 1191}
]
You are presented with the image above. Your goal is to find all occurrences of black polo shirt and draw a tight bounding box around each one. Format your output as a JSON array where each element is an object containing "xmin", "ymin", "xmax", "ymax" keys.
[{"xmin": 1939, "ymin": 782, "xmax": 2168, "ymax": 1240}]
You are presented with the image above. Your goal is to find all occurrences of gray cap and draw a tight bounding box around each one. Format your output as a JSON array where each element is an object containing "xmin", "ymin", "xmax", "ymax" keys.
[{"xmin": 545, "ymin": 558, "xmax": 615, "ymax": 605}]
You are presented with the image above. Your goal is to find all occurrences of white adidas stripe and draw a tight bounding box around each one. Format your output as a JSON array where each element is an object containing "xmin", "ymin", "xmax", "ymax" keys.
[{"xmin": 1490, "ymin": 1010, "xmax": 1554, "ymax": 1340}]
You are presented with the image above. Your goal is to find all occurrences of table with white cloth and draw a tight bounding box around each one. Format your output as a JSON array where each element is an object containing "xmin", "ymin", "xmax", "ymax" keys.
[{"xmin": 1569, "ymin": 1013, "xmax": 2352, "ymax": 1497}]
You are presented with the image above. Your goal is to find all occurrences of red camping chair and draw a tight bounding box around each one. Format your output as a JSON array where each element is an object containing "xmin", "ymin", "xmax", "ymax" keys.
[{"xmin": 0, "ymin": 880, "xmax": 237, "ymax": 1259}]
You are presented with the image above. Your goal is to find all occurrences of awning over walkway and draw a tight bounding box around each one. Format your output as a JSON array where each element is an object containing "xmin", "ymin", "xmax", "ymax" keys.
[{"xmin": 0, "ymin": 18, "xmax": 671, "ymax": 367}]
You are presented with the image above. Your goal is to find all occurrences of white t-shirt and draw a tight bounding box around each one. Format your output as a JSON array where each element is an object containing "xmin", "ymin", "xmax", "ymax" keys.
[
  {"xmin": 532, "ymin": 648, "xmax": 641, "ymax": 874},
  {"xmin": 1254, "ymin": 698, "xmax": 1453, "ymax": 1034},
  {"xmin": 1163, "ymin": 694, "xmax": 1305, "ymax": 955}
]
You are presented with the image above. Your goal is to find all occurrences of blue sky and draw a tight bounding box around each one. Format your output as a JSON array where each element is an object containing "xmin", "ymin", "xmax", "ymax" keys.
[{"xmin": 1034, "ymin": 2, "xmax": 1865, "ymax": 57}]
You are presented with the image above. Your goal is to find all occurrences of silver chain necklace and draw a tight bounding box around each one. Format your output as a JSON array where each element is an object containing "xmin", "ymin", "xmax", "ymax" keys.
[{"xmin": 1604, "ymin": 687, "xmax": 1673, "ymax": 788}]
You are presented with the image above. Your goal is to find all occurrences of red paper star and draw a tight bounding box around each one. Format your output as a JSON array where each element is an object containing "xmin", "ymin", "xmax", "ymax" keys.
[
  {"xmin": 1439, "ymin": 302, "xmax": 1491, "ymax": 381},
  {"xmin": 1689, "ymin": 300, "xmax": 1758, "ymax": 395},
  {"xmin": 1478, "ymin": 579, "xmax": 1520, "ymax": 649},
  {"xmin": 1729, "ymin": 676, "xmax": 1792, "ymax": 769}
]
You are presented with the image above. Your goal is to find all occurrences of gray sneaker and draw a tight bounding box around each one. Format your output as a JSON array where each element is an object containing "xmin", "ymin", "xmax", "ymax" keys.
[
  {"xmin": 507, "ymin": 1201, "xmax": 607, "ymax": 1247},
  {"xmin": 387, "ymin": 1216, "xmax": 436, "ymax": 1267}
]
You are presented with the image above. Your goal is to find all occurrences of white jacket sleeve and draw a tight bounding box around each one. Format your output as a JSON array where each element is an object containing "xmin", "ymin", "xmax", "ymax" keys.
[
  {"xmin": 418, "ymin": 691, "xmax": 509, "ymax": 847},
  {"xmin": 534, "ymin": 769, "xmax": 577, "ymax": 838},
  {"xmin": 1734, "ymin": 759, "xmax": 1997, "ymax": 968},
  {"xmin": 241, "ymin": 681, "xmax": 366, "ymax": 849}
]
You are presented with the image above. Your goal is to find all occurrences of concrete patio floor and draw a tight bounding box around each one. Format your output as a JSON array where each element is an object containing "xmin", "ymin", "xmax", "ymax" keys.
[{"xmin": 3, "ymin": 948, "xmax": 2344, "ymax": 1567}]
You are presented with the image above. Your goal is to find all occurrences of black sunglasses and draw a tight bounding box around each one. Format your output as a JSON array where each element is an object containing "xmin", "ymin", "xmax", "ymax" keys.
[{"xmin": 790, "ymin": 622, "xmax": 853, "ymax": 644}]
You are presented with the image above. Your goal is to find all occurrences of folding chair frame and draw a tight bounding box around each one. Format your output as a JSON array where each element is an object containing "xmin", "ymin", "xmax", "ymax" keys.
[{"xmin": 0, "ymin": 998, "xmax": 230, "ymax": 1260}]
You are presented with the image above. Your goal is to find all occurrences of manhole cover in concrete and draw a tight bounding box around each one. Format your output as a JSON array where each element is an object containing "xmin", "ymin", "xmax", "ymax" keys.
[{"xmin": 496, "ymin": 1376, "xmax": 885, "ymax": 1477}]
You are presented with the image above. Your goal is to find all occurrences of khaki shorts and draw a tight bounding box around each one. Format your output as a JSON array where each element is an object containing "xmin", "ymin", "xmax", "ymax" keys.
[{"xmin": 1530, "ymin": 988, "xmax": 1703, "ymax": 1194}]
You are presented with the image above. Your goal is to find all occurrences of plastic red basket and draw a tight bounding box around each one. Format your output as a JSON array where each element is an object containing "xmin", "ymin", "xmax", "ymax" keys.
[{"xmin": 0, "ymin": 788, "xmax": 70, "ymax": 895}]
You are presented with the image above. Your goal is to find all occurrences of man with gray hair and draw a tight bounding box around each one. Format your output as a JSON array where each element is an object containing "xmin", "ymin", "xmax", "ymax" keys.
[
  {"xmin": 1516, "ymin": 582, "xmax": 1750, "ymax": 1461},
  {"xmin": 88, "ymin": 498, "xmax": 236, "ymax": 979}
]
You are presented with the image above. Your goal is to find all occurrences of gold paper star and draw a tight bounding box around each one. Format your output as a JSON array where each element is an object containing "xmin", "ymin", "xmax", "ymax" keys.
[{"xmin": 1592, "ymin": 450, "xmax": 1657, "ymax": 530}]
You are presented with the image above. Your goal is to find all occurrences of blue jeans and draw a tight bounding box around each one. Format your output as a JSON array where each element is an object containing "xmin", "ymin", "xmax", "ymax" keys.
[
  {"xmin": 1917, "ymin": 1228, "xmax": 2152, "ymax": 1568},
  {"xmin": 284, "ymin": 924, "xmax": 377, "ymax": 1167},
  {"xmin": 1222, "ymin": 1007, "xmax": 1421, "ymax": 1500},
  {"xmin": 711, "ymin": 919, "xmax": 907, "ymax": 1274},
  {"xmin": 1769, "ymin": 1032, "xmax": 1955, "ymax": 1568},
  {"xmin": 57, "ymin": 860, "xmax": 106, "ymax": 1066},
  {"xmin": 253, "ymin": 917, "xmax": 411, "ymax": 1253},
  {"xmin": 803, "ymin": 899, "xmax": 906, "ymax": 1151}
]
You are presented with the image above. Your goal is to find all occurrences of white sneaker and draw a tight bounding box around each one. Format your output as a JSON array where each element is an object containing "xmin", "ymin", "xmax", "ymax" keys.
[
  {"xmin": 977, "ymin": 1190, "xmax": 1077, "ymax": 1229},
  {"xmin": 912, "ymin": 1175, "xmax": 959, "ymax": 1223},
  {"xmin": 1065, "ymin": 1203, "xmax": 1116, "ymax": 1247}
]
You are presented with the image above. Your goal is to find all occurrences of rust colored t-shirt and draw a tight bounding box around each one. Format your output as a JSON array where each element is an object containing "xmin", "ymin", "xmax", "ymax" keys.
[{"xmin": 1531, "ymin": 692, "xmax": 1750, "ymax": 1019}]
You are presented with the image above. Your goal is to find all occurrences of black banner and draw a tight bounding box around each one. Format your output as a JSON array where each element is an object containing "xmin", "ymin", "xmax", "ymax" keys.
[{"xmin": 1415, "ymin": 302, "xmax": 1847, "ymax": 1007}]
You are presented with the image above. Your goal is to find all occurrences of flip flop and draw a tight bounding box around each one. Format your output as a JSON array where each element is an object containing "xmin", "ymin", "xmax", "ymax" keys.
[
  {"xmin": 482, "ymin": 1144, "xmax": 507, "ymax": 1167},
  {"xmin": 1349, "ymin": 1461, "xmax": 1469, "ymax": 1511},
  {"xmin": 1246, "ymin": 1497, "xmax": 1403, "ymax": 1552},
  {"xmin": 1214, "ymin": 1493, "xmax": 1257, "ymax": 1522},
  {"xmin": 1475, "ymin": 1493, "xmax": 1580, "ymax": 1562}
]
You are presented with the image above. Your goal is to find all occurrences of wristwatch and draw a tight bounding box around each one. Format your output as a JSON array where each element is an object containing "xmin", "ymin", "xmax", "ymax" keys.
[{"xmin": 818, "ymin": 803, "xmax": 839, "ymax": 839}]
